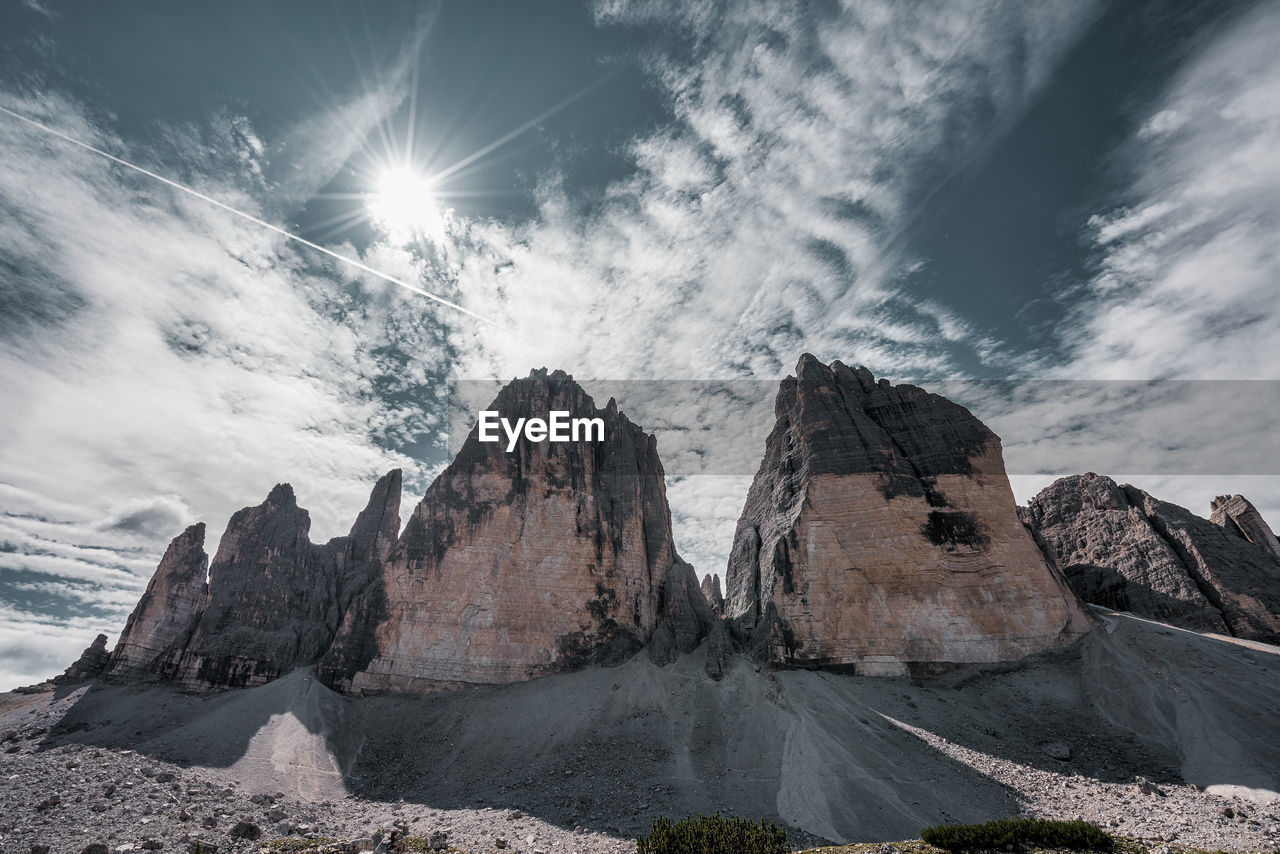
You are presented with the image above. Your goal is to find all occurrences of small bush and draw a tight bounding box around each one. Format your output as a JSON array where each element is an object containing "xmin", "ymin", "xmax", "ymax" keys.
[
  {"xmin": 636, "ymin": 812, "xmax": 788, "ymax": 854},
  {"xmin": 921, "ymin": 817, "xmax": 1113, "ymax": 852}
]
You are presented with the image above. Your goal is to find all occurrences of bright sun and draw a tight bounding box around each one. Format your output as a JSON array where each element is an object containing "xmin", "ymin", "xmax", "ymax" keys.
[{"xmin": 368, "ymin": 167, "xmax": 449, "ymax": 245}]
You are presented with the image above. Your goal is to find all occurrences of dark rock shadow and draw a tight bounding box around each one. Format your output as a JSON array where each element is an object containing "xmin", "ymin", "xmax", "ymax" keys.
[
  {"xmin": 30, "ymin": 648, "xmax": 1024, "ymax": 845},
  {"xmin": 36, "ymin": 669, "xmax": 340, "ymax": 771},
  {"xmin": 836, "ymin": 610, "xmax": 1280, "ymax": 795},
  {"xmin": 30, "ymin": 613, "xmax": 1278, "ymax": 843}
]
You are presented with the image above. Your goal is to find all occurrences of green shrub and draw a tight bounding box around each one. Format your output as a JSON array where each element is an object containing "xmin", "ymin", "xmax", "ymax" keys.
[
  {"xmin": 636, "ymin": 812, "xmax": 788, "ymax": 854},
  {"xmin": 920, "ymin": 817, "xmax": 1113, "ymax": 852}
]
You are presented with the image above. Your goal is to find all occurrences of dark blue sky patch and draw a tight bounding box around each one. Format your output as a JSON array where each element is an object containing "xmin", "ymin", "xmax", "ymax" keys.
[
  {"xmin": 902, "ymin": 0, "xmax": 1257, "ymax": 373},
  {"xmin": 0, "ymin": 566, "xmax": 126, "ymax": 622}
]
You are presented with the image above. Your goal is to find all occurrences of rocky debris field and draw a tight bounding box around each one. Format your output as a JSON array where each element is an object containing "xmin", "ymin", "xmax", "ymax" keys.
[
  {"xmin": 1, "ymin": 707, "xmax": 635, "ymax": 854},
  {"xmin": 884, "ymin": 713, "xmax": 1279, "ymax": 848},
  {"xmin": 4, "ymin": 607, "xmax": 1280, "ymax": 854},
  {"xmin": 1, "ymin": 673, "xmax": 1277, "ymax": 854},
  {"xmin": 3, "ymin": 710, "xmax": 1277, "ymax": 854}
]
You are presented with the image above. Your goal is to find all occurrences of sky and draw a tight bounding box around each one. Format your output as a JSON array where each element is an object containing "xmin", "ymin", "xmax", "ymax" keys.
[{"xmin": 1, "ymin": 0, "xmax": 1278, "ymax": 689}]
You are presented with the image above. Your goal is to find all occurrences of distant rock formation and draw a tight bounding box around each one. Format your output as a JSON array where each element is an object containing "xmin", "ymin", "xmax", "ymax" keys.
[
  {"xmin": 84, "ymin": 370, "xmax": 717, "ymax": 695},
  {"xmin": 53, "ymin": 634, "xmax": 111, "ymax": 684},
  {"xmin": 649, "ymin": 563, "xmax": 728, "ymax": 677},
  {"xmin": 330, "ymin": 369, "xmax": 690, "ymax": 693},
  {"xmin": 1211, "ymin": 494, "xmax": 1280, "ymax": 561},
  {"xmin": 723, "ymin": 354, "xmax": 1090, "ymax": 675},
  {"xmin": 167, "ymin": 471, "xmax": 404, "ymax": 692},
  {"xmin": 103, "ymin": 472, "xmax": 401, "ymax": 691},
  {"xmin": 700, "ymin": 573, "xmax": 725, "ymax": 616},
  {"xmin": 1023, "ymin": 475, "xmax": 1280, "ymax": 643}
]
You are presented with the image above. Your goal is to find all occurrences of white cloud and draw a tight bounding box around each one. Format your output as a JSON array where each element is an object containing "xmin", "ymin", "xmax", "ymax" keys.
[
  {"xmin": 998, "ymin": 3, "xmax": 1280, "ymax": 528},
  {"xmin": 0, "ymin": 605, "xmax": 112, "ymax": 690},
  {"xmin": 443, "ymin": 0, "xmax": 1101, "ymax": 385},
  {"xmin": 433, "ymin": 1, "xmax": 1100, "ymax": 573},
  {"xmin": 0, "ymin": 87, "xmax": 461, "ymax": 688},
  {"xmin": 0, "ymin": 91, "xmax": 446, "ymax": 540},
  {"xmin": 21, "ymin": 0, "xmax": 57, "ymax": 21},
  {"xmin": 1056, "ymin": 1, "xmax": 1280, "ymax": 381}
]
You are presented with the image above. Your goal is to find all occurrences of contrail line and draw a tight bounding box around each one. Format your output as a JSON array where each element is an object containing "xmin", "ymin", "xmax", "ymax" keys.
[{"xmin": 0, "ymin": 104, "xmax": 502, "ymax": 329}]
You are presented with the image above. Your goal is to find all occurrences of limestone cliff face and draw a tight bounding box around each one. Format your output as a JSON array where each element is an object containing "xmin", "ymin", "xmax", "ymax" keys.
[
  {"xmin": 1025, "ymin": 475, "xmax": 1280, "ymax": 643},
  {"xmin": 105, "ymin": 523, "xmax": 209, "ymax": 678},
  {"xmin": 315, "ymin": 470, "xmax": 403, "ymax": 688},
  {"xmin": 87, "ymin": 370, "xmax": 705, "ymax": 695},
  {"xmin": 331, "ymin": 370, "xmax": 683, "ymax": 693},
  {"xmin": 158, "ymin": 483, "xmax": 338, "ymax": 691},
  {"xmin": 102, "ymin": 473, "xmax": 401, "ymax": 691},
  {"xmin": 724, "ymin": 354, "xmax": 1090, "ymax": 675}
]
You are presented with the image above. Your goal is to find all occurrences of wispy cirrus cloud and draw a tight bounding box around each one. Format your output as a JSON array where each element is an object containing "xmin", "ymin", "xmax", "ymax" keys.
[
  {"xmin": 0, "ymin": 82, "xmax": 457, "ymax": 685},
  {"xmin": 427, "ymin": 0, "xmax": 1101, "ymax": 574},
  {"xmin": 1055, "ymin": 1, "xmax": 1280, "ymax": 381},
  {"xmin": 1000, "ymin": 2, "xmax": 1280, "ymax": 526},
  {"xmin": 442, "ymin": 0, "xmax": 1102, "ymax": 385}
]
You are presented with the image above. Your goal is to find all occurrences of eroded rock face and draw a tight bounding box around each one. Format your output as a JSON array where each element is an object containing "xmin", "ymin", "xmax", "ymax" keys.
[
  {"xmin": 334, "ymin": 369, "xmax": 684, "ymax": 694},
  {"xmin": 724, "ymin": 354, "xmax": 1090, "ymax": 675},
  {"xmin": 105, "ymin": 524, "xmax": 209, "ymax": 678},
  {"xmin": 649, "ymin": 562, "xmax": 725, "ymax": 677},
  {"xmin": 90, "ymin": 370, "xmax": 708, "ymax": 695},
  {"xmin": 54, "ymin": 634, "xmax": 111, "ymax": 683},
  {"xmin": 159, "ymin": 483, "xmax": 336, "ymax": 690},
  {"xmin": 315, "ymin": 470, "xmax": 403, "ymax": 689},
  {"xmin": 103, "ymin": 473, "xmax": 401, "ymax": 691},
  {"xmin": 1025, "ymin": 475, "xmax": 1280, "ymax": 642},
  {"xmin": 700, "ymin": 573, "xmax": 725, "ymax": 616},
  {"xmin": 1211, "ymin": 494, "xmax": 1280, "ymax": 561}
]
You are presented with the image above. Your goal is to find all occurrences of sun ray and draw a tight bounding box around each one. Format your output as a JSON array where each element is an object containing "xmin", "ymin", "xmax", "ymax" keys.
[{"xmin": 0, "ymin": 104, "xmax": 501, "ymax": 329}]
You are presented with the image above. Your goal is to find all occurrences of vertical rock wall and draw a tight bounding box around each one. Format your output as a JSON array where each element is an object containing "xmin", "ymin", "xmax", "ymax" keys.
[{"xmin": 724, "ymin": 354, "xmax": 1090, "ymax": 674}]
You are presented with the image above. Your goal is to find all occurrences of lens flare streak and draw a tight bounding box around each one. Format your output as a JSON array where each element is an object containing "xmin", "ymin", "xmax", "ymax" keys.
[{"xmin": 0, "ymin": 104, "xmax": 500, "ymax": 328}]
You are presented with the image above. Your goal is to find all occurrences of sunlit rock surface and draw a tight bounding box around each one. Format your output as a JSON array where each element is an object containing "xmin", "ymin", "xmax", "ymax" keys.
[
  {"xmin": 724, "ymin": 354, "xmax": 1090, "ymax": 674},
  {"xmin": 332, "ymin": 370, "xmax": 688, "ymax": 693}
]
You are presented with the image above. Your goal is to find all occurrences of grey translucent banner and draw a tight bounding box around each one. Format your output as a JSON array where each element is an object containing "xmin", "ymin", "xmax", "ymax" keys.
[{"xmin": 446, "ymin": 379, "xmax": 1280, "ymax": 476}]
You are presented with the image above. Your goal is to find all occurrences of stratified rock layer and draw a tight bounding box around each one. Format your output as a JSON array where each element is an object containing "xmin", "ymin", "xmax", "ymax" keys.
[
  {"xmin": 54, "ymin": 634, "xmax": 111, "ymax": 684},
  {"xmin": 103, "ymin": 472, "xmax": 401, "ymax": 691},
  {"xmin": 334, "ymin": 370, "xmax": 684, "ymax": 693},
  {"xmin": 1211, "ymin": 494, "xmax": 1280, "ymax": 561},
  {"xmin": 105, "ymin": 524, "xmax": 209, "ymax": 678},
  {"xmin": 724, "ymin": 354, "xmax": 1090, "ymax": 674},
  {"xmin": 1024, "ymin": 475, "xmax": 1280, "ymax": 642}
]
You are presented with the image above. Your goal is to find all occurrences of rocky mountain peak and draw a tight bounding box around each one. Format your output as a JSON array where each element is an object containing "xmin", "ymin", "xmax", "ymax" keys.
[
  {"xmin": 101, "ymin": 473, "xmax": 403, "ymax": 691},
  {"xmin": 725, "ymin": 355, "xmax": 1089, "ymax": 673},
  {"xmin": 1210, "ymin": 493, "xmax": 1280, "ymax": 561},
  {"xmin": 326, "ymin": 369, "xmax": 690, "ymax": 693},
  {"xmin": 1024, "ymin": 476, "xmax": 1280, "ymax": 642},
  {"xmin": 700, "ymin": 573, "xmax": 725, "ymax": 616},
  {"xmin": 265, "ymin": 482, "xmax": 297, "ymax": 508},
  {"xmin": 54, "ymin": 633, "xmax": 111, "ymax": 684},
  {"xmin": 105, "ymin": 522, "xmax": 209, "ymax": 679}
]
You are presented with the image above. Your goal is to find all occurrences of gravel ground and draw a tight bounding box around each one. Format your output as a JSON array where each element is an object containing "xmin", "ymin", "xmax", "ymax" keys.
[
  {"xmin": 1, "ymin": 694, "xmax": 634, "ymax": 854},
  {"xmin": 2, "ymin": 609, "xmax": 1278, "ymax": 854}
]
